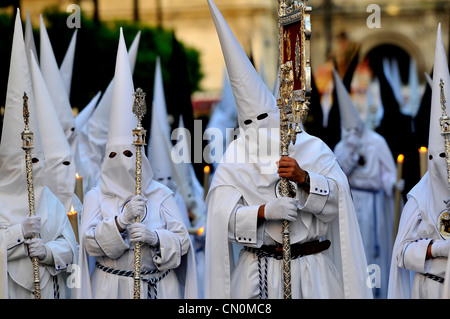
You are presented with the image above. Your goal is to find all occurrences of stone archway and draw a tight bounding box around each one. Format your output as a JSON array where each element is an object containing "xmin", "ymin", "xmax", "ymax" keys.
[{"xmin": 358, "ymin": 31, "xmax": 426, "ymax": 82}]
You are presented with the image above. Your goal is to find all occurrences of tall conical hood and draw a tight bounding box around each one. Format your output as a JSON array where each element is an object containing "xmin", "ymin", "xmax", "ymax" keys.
[
  {"xmin": 428, "ymin": 23, "xmax": 450, "ymax": 191},
  {"xmin": 100, "ymin": 28, "xmax": 153, "ymax": 203},
  {"xmin": 205, "ymin": 69, "xmax": 238, "ymax": 168},
  {"xmin": 403, "ymin": 58, "xmax": 420, "ymax": 117},
  {"xmin": 29, "ymin": 52, "xmax": 76, "ymax": 212},
  {"xmin": 39, "ymin": 15, "xmax": 76, "ymax": 142},
  {"xmin": 172, "ymin": 115, "xmax": 206, "ymax": 226},
  {"xmin": 106, "ymin": 30, "xmax": 137, "ymax": 147},
  {"xmin": 25, "ymin": 10, "xmax": 38, "ymax": 65},
  {"xmin": 207, "ymin": 0, "xmax": 277, "ymax": 129},
  {"xmin": 333, "ymin": 68, "xmax": 364, "ymax": 132},
  {"xmin": 390, "ymin": 58, "xmax": 404, "ymax": 107},
  {"xmin": 148, "ymin": 57, "xmax": 174, "ymax": 189},
  {"xmin": 75, "ymin": 90, "xmax": 101, "ymax": 131},
  {"xmin": 76, "ymin": 31, "xmax": 141, "ymax": 192},
  {"xmin": 1, "ymin": 10, "xmax": 43, "ymax": 159},
  {"xmin": 81, "ymin": 30, "xmax": 141, "ymax": 149},
  {"xmin": 60, "ymin": 29, "xmax": 78, "ymax": 98},
  {"xmin": 0, "ymin": 9, "xmax": 45, "ymax": 226}
]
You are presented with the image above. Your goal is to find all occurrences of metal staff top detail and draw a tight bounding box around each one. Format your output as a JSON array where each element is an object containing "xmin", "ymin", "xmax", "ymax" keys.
[
  {"xmin": 277, "ymin": 0, "xmax": 312, "ymax": 300},
  {"xmin": 21, "ymin": 92, "xmax": 41, "ymax": 299},
  {"xmin": 131, "ymin": 87, "xmax": 147, "ymax": 299},
  {"xmin": 132, "ymin": 87, "xmax": 147, "ymax": 196},
  {"xmin": 439, "ymin": 79, "xmax": 450, "ymax": 186}
]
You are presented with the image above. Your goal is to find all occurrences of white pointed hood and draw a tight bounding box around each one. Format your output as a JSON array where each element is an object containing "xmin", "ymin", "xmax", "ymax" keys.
[
  {"xmin": 172, "ymin": 115, "xmax": 207, "ymax": 226},
  {"xmin": 29, "ymin": 52, "xmax": 76, "ymax": 212},
  {"xmin": 427, "ymin": 24, "xmax": 450, "ymax": 201},
  {"xmin": 207, "ymin": 0, "xmax": 278, "ymax": 130},
  {"xmin": 100, "ymin": 28, "xmax": 153, "ymax": 204},
  {"xmin": 75, "ymin": 91, "xmax": 101, "ymax": 132},
  {"xmin": 205, "ymin": 69, "xmax": 238, "ymax": 167},
  {"xmin": 25, "ymin": 10, "xmax": 38, "ymax": 65},
  {"xmin": 76, "ymin": 31, "xmax": 141, "ymax": 192},
  {"xmin": 147, "ymin": 56, "xmax": 175, "ymax": 190},
  {"xmin": 390, "ymin": 58, "xmax": 404, "ymax": 107},
  {"xmin": 205, "ymin": 0, "xmax": 372, "ymax": 299},
  {"xmin": 389, "ymin": 24, "xmax": 450, "ymax": 298},
  {"xmin": 59, "ymin": 29, "xmax": 78, "ymax": 98},
  {"xmin": 403, "ymin": 58, "xmax": 420, "ymax": 117},
  {"xmin": 39, "ymin": 15, "xmax": 76, "ymax": 143},
  {"xmin": 0, "ymin": 9, "xmax": 45, "ymax": 226},
  {"xmin": 333, "ymin": 68, "xmax": 365, "ymax": 134}
]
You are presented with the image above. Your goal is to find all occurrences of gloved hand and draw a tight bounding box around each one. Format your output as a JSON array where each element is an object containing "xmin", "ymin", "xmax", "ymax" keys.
[
  {"xmin": 395, "ymin": 179, "xmax": 405, "ymax": 192},
  {"xmin": 117, "ymin": 195, "xmax": 147, "ymax": 229},
  {"xmin": 26, "ymin": 238, "xmax": 47, "ymax": 261},
  {"xmin": 343, "ymin": 132, "xmax": 362, "ymax": 152},
  {"xmin": 431, "ymin": 239, "xmax": 450, "ymax": 257},
  {"xmin": 21, "ymin": 215, "xmax": 41, "ymax": 239},
  {"xmin": 264, "ymin": 197, "xmax": 298, "ymax": 222},
  {"xmin": 129, "ymin": 223, "xmax": 159, "ymax": 247}
]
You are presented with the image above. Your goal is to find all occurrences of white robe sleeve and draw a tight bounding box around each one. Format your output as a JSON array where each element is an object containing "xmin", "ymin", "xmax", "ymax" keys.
[
  {"xmin": 298, "ymin": 171, "xmax": 339, "ymax": 223},
  {"xmin": 395, "ymin": 198, "xmax": 447, "ymax": 277},
  {"xmin": 82, "ymin": 190, "xmax": 129, "ymax": 260},
  {"xmin": 5, "ymin": 223, "xmax": 27, "ymax": 261},
  {"xmin": 228, "ymin": 197, "xmax": 262, "ymax": 247},
  {"xmin": 152, "ymin": 197, "xmax": 191, "ymax": 271}
]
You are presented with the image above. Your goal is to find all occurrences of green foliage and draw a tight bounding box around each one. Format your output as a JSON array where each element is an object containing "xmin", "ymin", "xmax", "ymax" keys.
[{"xmin": 0, "ymin": 6, "xmax": 203, "ymax": 115}]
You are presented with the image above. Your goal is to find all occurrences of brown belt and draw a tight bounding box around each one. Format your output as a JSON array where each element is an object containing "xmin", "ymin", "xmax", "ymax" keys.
[{"xmin": 246, "ymin": 239, "xmax": 331, "ymax": 260}]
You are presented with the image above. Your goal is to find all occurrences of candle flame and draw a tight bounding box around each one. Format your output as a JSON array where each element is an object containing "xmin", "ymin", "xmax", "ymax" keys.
[
  {"xmin": 68, "ymin": 204, "xmax": 76, "ymax": 215},
  {"xmin": 76, "ymin": 172, "xmax": 80, "ymax": 179},
  {"xmin": 197, "ymin": 226, "xmax": 205, "ymax": 236},
  {"xmin": 419, "ymin": 146, "xmax": 427, "ymax": 153},
  {"xmin": 204, "ymin": 165, "xmax": 210, "ymax": 174},
  {"xmin": 397, "ymin": 154, "xmax": 404, "ymax": 163}
]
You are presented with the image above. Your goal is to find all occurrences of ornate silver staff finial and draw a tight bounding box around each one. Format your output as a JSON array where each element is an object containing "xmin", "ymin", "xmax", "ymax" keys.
[
  {"xmin": 21, "ymin": 92, "xmax": 41, "ymax": 299},
  {"xmin": 131, "ymin": 87, "xmax": 147, "ymax": 299},
  {"xmin": 439, "ymin": 79, "xmax": 450, "ymax": 186},
  {"xmin": 132, "ymin": 88, "xmax": 147, "ymax": 126},
  {"xmin": 276, "ymin": 0, "xmax": 312, "ymax": 300}
]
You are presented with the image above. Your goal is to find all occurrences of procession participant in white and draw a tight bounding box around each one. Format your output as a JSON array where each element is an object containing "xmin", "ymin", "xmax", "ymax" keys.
[
  {"xmin": 75, "ymin": 29, "xmax": 197, "ymax": 299},
  {"xmin": 148, "ymin": 58, "xmax": 206, "ymax": 297},
  {"xmin": 148, "ymin": 56, "xmax": 190, "ymax": 227},
  {"xmin": 388, "ymin": 24, "xmax": 450, "ymax": 299},
  {"xmin": 172, "ymin": 115, "xmax": 207, "ymax": 298},
  {"xmin": 29, "ymin": 51, "xmax": 83, "ymax": 218},
  {"xmin": 0, "ymin": 10, "xmax": 77, "ymax": 299},
  {"xmin": 204, "ymin": 70, "xmax": 238, "ymax": 171},
  {"xmin": 204, "ymin": 0, "xmax": 371, "ymax": 299},
  {"xmin": 75, "ymin": 31, "xmax": 141, "ymax": 194},
  {"xmin": 333, "ymin": 69, "xmax": 401, "ymax": 298},
  {"xmin": 39, "ymin": 15, "xmax": 76, "ymax": 148},
  {"xmin": 59, "ymin": 29, "xmax": 78, "ymax": 99}
]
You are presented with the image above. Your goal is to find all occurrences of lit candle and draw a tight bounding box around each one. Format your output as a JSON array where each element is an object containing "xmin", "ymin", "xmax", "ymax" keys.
[
  {"xmin": 197, "ymin": 226, "xmax": 205, "ymax": 236},
  {"xmin": 203, "ymin": 165, "xmax": 210, "ymax": 200},
  {"xmin": 75, "ymin": 173, "xmax": 83, "ymax": 204},
  {"xmin": 393, "ymin": 154, "xmax": 404, "ymax": 242},
  {"xmin": 187, "ymin": 226, "xmax": 205, "ymax": 236},
  {"xmin": 67, "ymin": 204, "xmax": 79, "ymax": 244},
  {"xmin": 419, "ymin": 147, "xmax": 428, "ymax": 178}
]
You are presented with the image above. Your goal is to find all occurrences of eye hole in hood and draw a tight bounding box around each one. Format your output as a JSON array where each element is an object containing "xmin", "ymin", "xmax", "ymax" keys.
[
  {"xmin": 257, "ymin": 113, "xmax": 268, "ymax": 120},
  {"xmin": 123, "ymin": 150, "xmax": 133, "ymax": 157}
]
